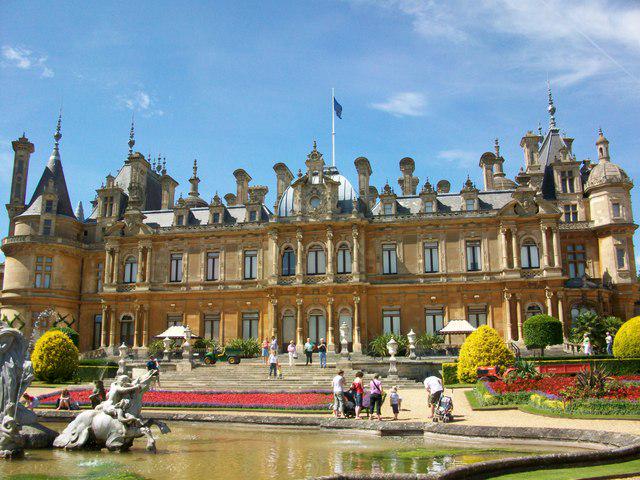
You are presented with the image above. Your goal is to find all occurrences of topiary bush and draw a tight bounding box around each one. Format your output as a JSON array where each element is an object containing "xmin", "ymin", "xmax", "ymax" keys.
[
  {"xmin": 457, "ymin": 325, "xmax": 514, "ymax": 383},
  {"xmin": 442, "ymin": 362, "xmax": 458, "ymax": 385},
  {"xmin": 51, "ymin": 326, "xmax": 79, "ymax": 347},
  {"xmin": 523, "ymin": 314, "xmax": 563, "ymax": 356},
  {"xmin": 613, "ymin": 316, "xmax": 640, "ymax": 358},
  {"xmin": 31, "ymin": 330, "xmax": 79, "ymax": 383}
]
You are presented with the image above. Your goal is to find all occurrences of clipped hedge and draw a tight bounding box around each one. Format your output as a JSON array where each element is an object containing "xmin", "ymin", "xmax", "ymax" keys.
[
  {"xmin": 32, "ymin": 330, "xmax": 79, "ymax": 383},
  {"xmin": 79, "ymin": 359, "xmax": 117, "ymax": 367},
  {"xmin": 457, "ymin": 326, "xmax": 514, "ymax": 383},
  {"xmin": 442, "ymin": 363, "xmax": 458, "ymax": 385},
  {"xmin": 51, "ymin": 326, "xmax": 79, "ymax": 347},
  {"xmin": 76, "ymin": 365, "xmax": 118, "ymax": 382},
  {"xmin": 523, "ymin": 315, "xmax": 563, "ymax": 355},
  {"xmin": 613, "ymin": 316, "xmax": 640, "ymax": 358},
  {"xmin": 533, "ymin": 358, "xmax": 640, "ymax": 375}
]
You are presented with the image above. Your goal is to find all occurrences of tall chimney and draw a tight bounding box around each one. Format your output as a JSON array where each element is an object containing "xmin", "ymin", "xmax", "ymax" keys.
[
  {"xmin": 273, "ymin": 162, "xmax": 293, "ymax": 206},
  {"xmin": 233, "ymin": 169, "xmax": 251, "ymax": 205},
  {"xmin": 354, "ymin": 157, "xmax": 372, "ymax": 203}
]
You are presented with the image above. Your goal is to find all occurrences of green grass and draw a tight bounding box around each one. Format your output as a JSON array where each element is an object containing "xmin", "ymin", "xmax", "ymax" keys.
[
  {"xmin": 491, "ymin": 457, "xmax": 640, "ymax": 479},
  {"xmin": 443, "ymin": 382, "xmax": 476, "ymax": 389},
  {"xmin": 464, "ymin": 390, "xmax": 520, "ymax": 410},
  {"xmin": 518, "ymin": 404, "xmax": 640, "ymax": 421}
]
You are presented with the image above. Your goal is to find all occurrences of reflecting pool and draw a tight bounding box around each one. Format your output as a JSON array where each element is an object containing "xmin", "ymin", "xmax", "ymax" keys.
[{"xmin": 0, "ymin": 422, "xmax": 581, "ymax": 480}]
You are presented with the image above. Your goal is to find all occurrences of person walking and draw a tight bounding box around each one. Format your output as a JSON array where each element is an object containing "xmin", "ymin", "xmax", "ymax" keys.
[
  {"xmin": 268, "ymin": 349, "xmax": 278, "ymax": 379},
  {"xmin": 332, "ymin": 370, "xmax": 346, "ymax": 418},
  {"xmin": 605, "ymin": 331, "xmax": 614, "ymax": 356},
  {"xmin": 262, "ymin": 338, "xmax": 270, "ymax": 365},
  {"xmin": 424, "ymin": 375, "xmax": 444, "ymax": 418},
  {"xmin": 304, "ymin": 338, "xmax": 314, "ymax": 365},
  {"xmin": 287, "ymin": 340, "xmax": 297, "ymax": 366},
  {"xmin": 146, "ymin": 355, "xmax": 161, "ymax": 388},
  {"xmin": 351, "ymin": 371, "xmax": 365, "ymax": 419},
  {"xmin": 583, "ymin": 333, "xmax": 592, "ymax": 356},
  {"xmin": 270, "ymin": 336, "xmax": 279, "ymax": 353},
  {"xmin": 389, "ymin": 386, "xmax": 402, "ymax": 420},
  {"xmin": 369, "ymin": 374, "xmax": 383, "ymax": 421},
  {"xmin": 318, "ymin": 338, "xmax": 327, "ymax": 368}
]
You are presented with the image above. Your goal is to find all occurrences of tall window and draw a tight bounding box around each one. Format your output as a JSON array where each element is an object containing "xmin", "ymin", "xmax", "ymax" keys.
[
  {"xmin": 34, "ymin": 256, "xmax": 52, "ymax": 288},
  {"xmin": 468, "ymin": 306, "xmax": 487, "ymax": 328},
  {"xmin": 242, "ymin": 312, "xmax": 259, "ymax": 339},
  {"xmin": 465, "ymin": 199, "xmax": 475, "ymax": 211},
  {"xmin": 170, "ymin": 253, "xmax": 183, "ymax": 282},
  {"xmin": 525, "ymin": 304, "xmax": 543, "ymax": 319},
  {"xmin": 382, "ymin": 244, "xmax": 397, "ymax": 274},
  {"xmin": 45, "ymin": 200, "xmax": 54, "ymax": 213},
  {"xmin": 425, "ymin": 308, "xmax": 444, "ymax": 335},
  {"xmin": 92, "ymin": 314, "xmax": 102, "ymax": 350},
  {"xmin": 306, "ymin": 245, "xmax": 326, "ymax": 275},
  {"xmin": 42, "ymin": 219, "xmax": 52, "ymax": 236},
  {"xmin": 249, "ymin": 210, "xmax": 257, "ymax": 222},
  {"xmin": 616, "ymin": 247, "xmax": 626, "ymax": 269},
  {"xmin": 382, "ymin": 309, "xmax": 401, "ymax": 335},
  {"xmin": 466, "ymin": 241, "xmax": 481, "ymax": 271},
  {"xmin": 281, "ymin": 247, "xmax": 295, "ymax": 276},
  {"xmin": 563, "ymin": 204, "xmax": 578, "ymax": 222},
  {"xmin": 612, "ymin": 203, "xmax": 621, "ymax": 218},
  {"xmin": 244, "ymin": 250, "xmax": 258, "ymax": 279},
  {"xmin": 213, "ymin": 212, "xmax": 220, "ymax": 223},
  {"xmin": 337, "ymin": 244, "xmax": 352, "ymax": 274},
  {"xmin": 96, "ymin": 262, "xmax": 104, "ymax": 292},
  {"xmin": 424, "ymin": 242, "xmax": 439, "ymax": 273},
  {"xmin": 206, "ymin": 252, "xmax": 220, "ymax": 281},
  {"xmin": 176, "ymin": 215, "xmax": 184, "ymax": 226},
  {"xmin": 567, "ymin": 244, "xmax": 586, "ymax": 278},
  {"xmin": 123, "ymin": 256, "xmax": 138, "ymax": 283},
  {"xmin": 167, "ymin": 314, "xmax": 183, "ymax": 327},
  {"xmin": 203, "ymin": 314, "xmax": 220, "ymax": 340},
  {"xmin": 424, "ymin": 201, "xmax": 434, "ymax": 213},
  {"xmin": 104, "ymin": 196, "xmax": 114, "ymax": 217},
  {"xmin": 560, "ymin": 170, "xmax": 575, "ymax": 193},
  {"xmin": 383, "ymin": 203, "xmax": 393, "ymax": 215},
  {"xmin": 520, "ymin": 241, "xmax": 540, "ymax": 269},
  {"xmin": 308, "ymin": 310, "xmax": 327, "ymax": 343},
  {"xmin": 119, "ymin": 315, "xmax": 134, "ymax": 347}
]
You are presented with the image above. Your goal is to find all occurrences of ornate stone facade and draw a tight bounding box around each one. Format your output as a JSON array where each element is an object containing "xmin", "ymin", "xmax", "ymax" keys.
[{"xmin": 1, "ymin": 94, "xmax": 638, "ymax": 354}]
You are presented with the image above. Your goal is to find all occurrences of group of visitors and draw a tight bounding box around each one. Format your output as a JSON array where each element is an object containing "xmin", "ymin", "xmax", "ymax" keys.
[
  {"xmin": 331, "ymin": 370, "xmax": 402, "ymax": 420},
  {"xmin": 267, "ymin": 337, "xmax": 331, "ymax": 369},
  {"xmin": 582, "ymin": 332, "xmax": 615, "ymax": 356},
  {"xmin": 262, "ymin": 337, "xmax": 283, "ymax": 379}
]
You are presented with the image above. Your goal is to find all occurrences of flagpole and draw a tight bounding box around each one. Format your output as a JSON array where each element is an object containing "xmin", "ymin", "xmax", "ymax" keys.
[{"xmin": 331, "ymin": 87, "xmax": 336, "ymax": 167}]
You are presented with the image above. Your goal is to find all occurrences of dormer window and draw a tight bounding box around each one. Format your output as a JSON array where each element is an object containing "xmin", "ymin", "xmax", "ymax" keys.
[
  {"xmin": 560, "ymin": 170, "xmax": 575, "ymax": 193},
  {"xmin": 309, "ymin": 196, "xmax": 321, "ymax": 209},
  {"xmin": 45, "ymin": 200, "xmax": 54, "ymax": 213},
  {"xmin": 42, "ymin": 219, "xmax": 52, "ymax": 236},
  {"xmin": 213, "ymin": 212, "xmax": 220, "ymax": 223},
  {"xmin": 249, "ymin": 210, "xmax": 257, "ymax": 222},
  {"xmin": 176, "ymin": 215, "xmax": 184, "ymax": 226},
  {"xmin": 465, "ymin": 199, "xmax": 475, "ymax": 211},
  {"xmin": 563, "ymin": 204, "xmax": 578, "ymax": 222},
  {"xmin": 424, "ymin": 201, "xmax": 433, "ymax": 213},
  {"xmin": 612, "ymin": 203, "xmax": 621, "ymax": 218},
  {"xmin": 383, "ymin": 203, "xmax": 393, "ymax": 215}
]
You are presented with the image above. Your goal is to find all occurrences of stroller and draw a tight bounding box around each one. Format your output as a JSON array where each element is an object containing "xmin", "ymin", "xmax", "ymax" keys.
[
  {"xmin": 432, "ymin": 391, "xmax": 453, "ymax": 423},
  {"xmin": 342, "ymin": 390, "xmax": 357, "ymax": 418}
]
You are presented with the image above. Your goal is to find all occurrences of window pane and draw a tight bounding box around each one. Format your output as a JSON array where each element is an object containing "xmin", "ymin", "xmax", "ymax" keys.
[
  {"xmin": 317, "ymin": 250, "xmax": 326, "ymax": 274},
  {"xmin": 612, "ymin": 203, "xmax": 621, "ymax": 217},
  {"xmin": 617, "ymin": 248, "xmax": 626, "ymax": 268}
]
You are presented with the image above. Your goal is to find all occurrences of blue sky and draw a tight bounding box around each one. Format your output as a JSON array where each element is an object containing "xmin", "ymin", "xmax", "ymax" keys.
[{"xmin": 1, "ymin": 0, "xmax": 639, "ymax": 264}]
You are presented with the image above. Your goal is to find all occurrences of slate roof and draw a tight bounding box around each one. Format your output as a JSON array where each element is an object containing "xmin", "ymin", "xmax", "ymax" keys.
[
  {"xmin": 142, "ymin": 204, "xmax": 271, "ymax": 228},
  {"xmin": 538, "ymin": 127, "xmax": 570, "ymax": 200},
  {"xmin": 371, "ymin": 190, "xmax": 514, "ymax": 215}
]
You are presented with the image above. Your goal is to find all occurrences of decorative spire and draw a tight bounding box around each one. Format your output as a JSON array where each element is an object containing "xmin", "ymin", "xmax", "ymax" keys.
[
  {"xmin": 598, "ymin": 126, "xmax": 603, "ymax": 137},
  {"xmin": 188, "ymin": 159, "xmax": 201, "ymax": 199},
  {"xmin": 538, "ymin": 122, "xmax": 543, "ymax": 137},
  {"xmin": 162, "ymin": 156, "xmax": 167, "ymax": 175},
  {"xmin": 494, "ymin": 138, "xmax": 500, "ymax": 158},
  {"xmin": 547, "ymin": 82, "xmax": 557, "ymax": 129},
  {"xmin": 54, "ymin": 111, "xmax": 62, "ymax": 147},
  {"xmin": 75, "ymin": 201, "xmax": 84, "ymax": 222},
  {"xmin": 47, "ymin": 111, "xmax": 63, "ymax": 169},
  {"xmin": 192, "ymin": 159, "xmax": 198, "ymax": 178},
  {"xmin": 128, "ymin": 114, "xmax": 135, "ymax": 155}
]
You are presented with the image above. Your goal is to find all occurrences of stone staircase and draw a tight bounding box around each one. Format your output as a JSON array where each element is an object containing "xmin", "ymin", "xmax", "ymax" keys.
[{"xmin": 151, "ymin": 355, "xmax": 421, "ymax": 392}]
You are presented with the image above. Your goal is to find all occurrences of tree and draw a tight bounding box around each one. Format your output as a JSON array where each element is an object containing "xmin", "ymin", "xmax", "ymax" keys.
[
  {"xmin": 522, "ymin": 314, "xmax": 563, "ymax": 356},
  {"xmin": 457, "ymin": 325, "xmax": 514, "ymax": 383},
  {"xmin": 570, "ymin": 311, "xmax": 623, "ymax": 354},
  {"xmin": 31, "ymin": 330, "xmax": 79, "ymax": 383},
  {"xmin": 613, "ymin": 316, "xmax": 640, "ymax": 358}
]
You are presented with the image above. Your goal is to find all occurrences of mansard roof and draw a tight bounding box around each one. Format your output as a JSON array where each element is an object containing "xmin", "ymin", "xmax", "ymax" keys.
[
  {"xmin": 371, "ymin": 190, "xmax": 514, "ymax": 215},
  {"xmin": 142, "ymin": 204, "xmax": 271, "ymax": 228}
]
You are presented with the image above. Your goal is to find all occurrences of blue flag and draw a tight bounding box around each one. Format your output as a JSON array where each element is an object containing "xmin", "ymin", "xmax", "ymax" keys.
[{"xmin": 334, "ymin": 98, "xmax": 342, "ymax": 119}]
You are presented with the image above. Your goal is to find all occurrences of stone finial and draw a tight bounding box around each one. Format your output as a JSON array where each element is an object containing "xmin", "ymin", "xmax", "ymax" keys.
[{"xmin": 128, "ymin": 114, "xmax": 135, "ymax": 155}]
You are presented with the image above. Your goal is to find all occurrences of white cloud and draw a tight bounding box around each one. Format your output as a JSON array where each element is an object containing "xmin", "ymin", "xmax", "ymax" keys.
[
  {"xmin": 1, "ymin": 45, "xmax": 54, "ymax": 78},
  {"xmin": 370, "ymin": 92, "xmax": 426, "ymax": 117},
  {"xmin": 437, "ymin": 149, "xmax": 477, "ymax": 167},
  {"xmin": 118, "ymin": 90, "xmax": 164, "ymax": 117}
]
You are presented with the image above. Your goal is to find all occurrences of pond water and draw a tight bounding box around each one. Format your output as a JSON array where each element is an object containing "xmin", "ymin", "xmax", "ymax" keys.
[{"xmin": 1, "ymin": 422, "xmax": 581, "ymax": 480}]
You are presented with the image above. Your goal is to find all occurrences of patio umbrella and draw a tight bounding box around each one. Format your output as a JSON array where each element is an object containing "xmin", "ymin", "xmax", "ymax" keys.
[
  {"xmin": 154, "ymin": 325, "xmax": 202, "ymax": 339},
  {"xmin": 438, "ymin": 320, "xmax": 476, "ymax": 346}
]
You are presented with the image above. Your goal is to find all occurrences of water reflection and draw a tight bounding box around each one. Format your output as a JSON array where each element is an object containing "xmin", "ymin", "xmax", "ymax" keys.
[{"xmin": 0, "ymin": 422, "xmax": 577, "ymax": 480}]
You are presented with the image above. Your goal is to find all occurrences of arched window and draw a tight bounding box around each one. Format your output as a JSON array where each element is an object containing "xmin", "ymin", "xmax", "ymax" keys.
[
  {"xmin": 123, "ymin": 256, "xmax": 138, "ymax": 283},
  {"xmin": 336, "ymin": 244, "xmax": 352, "ymax": 274},
  {"xmin": 281, "ymin": 246, "xmax": 295, "ymax": 276},
  {"xmin": 307, "ymin": 245, "xmax": 326, "ymax": 275},
  {"xmin": 521, "ymin": 240, "xmax": 540, "ymax": 269},
  {"xmin": 525, "ymin": 304, "xmax": 543, "ymax": 318}
]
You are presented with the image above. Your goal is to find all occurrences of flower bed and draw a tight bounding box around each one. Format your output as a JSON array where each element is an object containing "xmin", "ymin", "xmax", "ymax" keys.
[{"xmin": 37, "ymin": 389, "xmax": 333, "ymax": 411}]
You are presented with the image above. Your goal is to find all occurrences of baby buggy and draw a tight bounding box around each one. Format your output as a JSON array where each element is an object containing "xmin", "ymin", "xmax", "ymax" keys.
[
  {"xmin": 342, "ymin": 390, "xmax": 357, "ymax": 418},
  {"xmin": 432, "ymin": 393, "xmax": 453, "ymax": 423}
]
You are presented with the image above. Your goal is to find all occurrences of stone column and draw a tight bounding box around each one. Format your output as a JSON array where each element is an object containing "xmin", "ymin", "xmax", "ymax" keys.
[
  {"xmin": 142, "ymin": 306, "xmax": 149, "ymax": 348},
  {"xmin": 552, "ymin": 228, "xmax": 561, "ymax": 268},
  {"xmin": 511, "ymin": 229, "xmax": 520, "ymax": 269},
  {"xmin": 540, "ymin": 225, "xmax": 550, "ymax": 268},
  {"xmin": 100, "ymin": 303, "xmax": 109, "ymax": 348},
  {"xmin": 326, "ymin": 296, "xmax": 334, "ymax": 352},
  {"xmin": 111, "ymin": 248, "xmax": 120, "ymax": 284},
  {"xmin": 545, "ymin": 289, "xmax": 554, "ymax": 316},
  {"xmin": 516, "ymin": 296, "xmax": 523, "ymax": 341},
  {"xmin": 557, "ymin": 293, "xmax": 568, "ymax": 342},
  {"xmin": 269, "ymin": 297, "xmax": 278, "ymax": 339},
  {"xmin": 136, "ymin": 246, "xmax": 144, "ymax": 283},
  {"xmin": 326, "ymin": 228, "xmax": 334, "ymax": 278},
  {"xmin": 104, "ymin": 249, "xmax": 113, "ymax": 285},
  {"xmin": 183, "ymin": 250, "xmax": 189, "ymax": 283},
  {"xmin": 133, "ymin": 304, "xmax": 140, "ymax": 348},
  {"xmin": 353, "ymin": 295, "xmax": 362, "ymax": 353},
  {"xmin": 296, "ymin": 229, "xmax": 303, "ymax": 283},
  {"xmin": 145, "ymin": 245, "xmax": 152, "ymax": 283},
  {"xmin": 352, "ymin": 226, "xmax": 360, "ymax": 276},
  {"xmin": 295, "ymin": 297, "xmax": 303, "ymax": 352},
  {"xmin": 270, "ymin": 231, "xmax": 279, "ymax": 280},
  {"xmin": 500, "ymin": 227, "xmax": 508, "ymax": 270},
  {"xmin": 503, "ymin": 291, "xmax": 512, "ymax": 341},
  {"xmin": 108, "ymin": 308, "xmax": 116, "ymax": 349},
  {"xmin": 487, "ymin": 303, "xmax": 494, "ymax": 328}
]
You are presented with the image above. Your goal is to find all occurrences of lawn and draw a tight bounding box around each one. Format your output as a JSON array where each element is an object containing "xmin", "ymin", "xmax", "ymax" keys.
[{"xmin": 491, "ymin": 458, "xmax": 640, "ymax": 479}]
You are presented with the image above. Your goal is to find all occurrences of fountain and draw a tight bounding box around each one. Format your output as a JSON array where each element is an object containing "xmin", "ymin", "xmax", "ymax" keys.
[{"xmin": 0, "ymin": 326, "xmax": 57, "ymax": 458}]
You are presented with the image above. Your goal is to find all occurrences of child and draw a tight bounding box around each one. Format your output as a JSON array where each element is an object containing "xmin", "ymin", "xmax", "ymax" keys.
[
  {"xmin": 268, "ymin": 349, "xmax": 278, "ymax": 378},
  {"xmin": 389, "ymin": 386, "xmax": 402, "ymax": 420},
  {"xmin": 22, "ymin": 392, "xmax": 39, "ymax": 410}
]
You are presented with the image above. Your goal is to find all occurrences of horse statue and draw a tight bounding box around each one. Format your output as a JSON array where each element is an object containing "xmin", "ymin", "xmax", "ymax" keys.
[
  {"xmin": 0, "ymin": 327, "xmax": 50, "ymax": 457},
  {"xmin": 53, "ymin": 370, "xmax": 170, "ymax": 452}
]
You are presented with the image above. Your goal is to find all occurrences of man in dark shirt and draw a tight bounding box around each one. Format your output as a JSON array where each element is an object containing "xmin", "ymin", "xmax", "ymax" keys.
[
  {"xmin": 318, "ymin": 338, "xmax": 327, "ymax": 368},
  {"xmin": 146, "ymin": 356, "xmax": 161, "ymax": 388}
]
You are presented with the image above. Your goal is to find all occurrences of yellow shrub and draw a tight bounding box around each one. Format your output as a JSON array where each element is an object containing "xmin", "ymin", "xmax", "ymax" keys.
[
  {"xmin": 613, "ymin": 316, "xmax": 640, "ymax": 358},
  {"xmin": 31, "ymin": 330, "xmax": 79, "ymax": 383},
  {"xmin": 457, "ymin": 325, "xmax": 514, "ymax": 383}
]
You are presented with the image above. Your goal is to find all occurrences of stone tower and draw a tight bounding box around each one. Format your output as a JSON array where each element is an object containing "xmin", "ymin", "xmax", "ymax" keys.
[{"xmin": 6, "ymin": 134, "xmax": 35, "ymax": 235}]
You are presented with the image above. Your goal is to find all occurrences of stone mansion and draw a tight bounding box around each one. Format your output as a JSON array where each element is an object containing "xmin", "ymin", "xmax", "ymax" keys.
[{"xmin": 1, "ymin": 92, "xmax": 638, "ymax": 354}]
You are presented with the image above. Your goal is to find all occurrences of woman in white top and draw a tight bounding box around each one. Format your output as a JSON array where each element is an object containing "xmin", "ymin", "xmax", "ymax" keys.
[{"xmin": 287, "ymin": 340, "xmax": 296, "ymax": 366}]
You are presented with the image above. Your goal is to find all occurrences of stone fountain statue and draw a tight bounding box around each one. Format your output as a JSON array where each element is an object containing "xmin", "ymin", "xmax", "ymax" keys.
[
  {"xmin": 53, "ymin": 370, "xmax": 170, "ymax": 453},
  {"xmin": 0, "ymin": 327, "xmax": 57, "ymax": 458}
]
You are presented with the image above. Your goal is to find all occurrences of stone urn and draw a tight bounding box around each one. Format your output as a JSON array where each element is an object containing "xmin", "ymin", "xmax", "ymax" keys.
[
  {"xmin": 386, "ymin": 337, "xmax": 398, "ymax": 377},
  {"xmin": 407, "ymin": 329, "xmax": 417, "ymax": 360}
]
